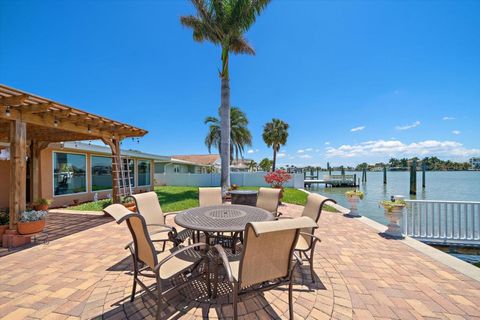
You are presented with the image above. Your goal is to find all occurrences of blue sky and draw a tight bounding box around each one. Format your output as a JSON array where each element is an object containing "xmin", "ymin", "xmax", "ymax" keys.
[{"xmin": 1, "ymin": 0, "xmax": 479, "ymax": 166}]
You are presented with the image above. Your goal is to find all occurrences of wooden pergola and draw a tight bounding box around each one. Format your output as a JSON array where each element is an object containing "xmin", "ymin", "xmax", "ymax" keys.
[{"xmin": 0, "ymin": 84, "xmax": 148, "ymax": 230}]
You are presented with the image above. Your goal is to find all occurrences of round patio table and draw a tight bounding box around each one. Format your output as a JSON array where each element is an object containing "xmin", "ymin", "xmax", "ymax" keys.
[{"xmin": 175, "ymin": 204, "xmax": 274, "ymax": 253}]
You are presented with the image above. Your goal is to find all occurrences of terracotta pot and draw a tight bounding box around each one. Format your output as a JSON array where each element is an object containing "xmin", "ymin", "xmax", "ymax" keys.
[
  {"xmin": 0, "ymin": 225, "xmax": 8, "ymax": 245},
  {"xmin": 34, "ymin": 204, "xmax": 49, "ymax": 211},
  {"xmin": 17, "ymin": 219, "xmax": 46, "ymax": 235},
  {"xmin": 124, "ymin": 202, "xmax": 136, "ymax": 212}
]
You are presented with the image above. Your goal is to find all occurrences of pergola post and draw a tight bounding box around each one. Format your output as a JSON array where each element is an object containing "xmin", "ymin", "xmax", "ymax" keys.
[
  {"xmin": 9, "ymin": 120, "xmax": 27, "ymax": 230},
  {"xmin": 102, "ymin": 138, "xmax": 122, "ymax": 204},
  {"xmin": 31, "ymin": 141, "xmax": 50, "ymax": 202}
]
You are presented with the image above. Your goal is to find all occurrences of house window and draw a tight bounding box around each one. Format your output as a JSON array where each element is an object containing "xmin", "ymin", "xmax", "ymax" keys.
[
  {"xmin": 122, "ymin": 158, "xmax": 135, "ymax": 187},
  {"xmin": 174, "ymin": 165, "xmax": 180, "ymax": 173},
  {"xmin": 138, "ymin": 160, "xmax": 151, "ymax": 186},
  {"xmin": 91, "ymin": 156, "xmax": 112, "ymax": 191},
  {"xmin": 53, "ymin": 152, "xmax": 87, "ymax": 196}
]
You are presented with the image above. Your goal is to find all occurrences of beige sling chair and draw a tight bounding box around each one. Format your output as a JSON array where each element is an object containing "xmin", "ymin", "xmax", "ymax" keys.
[
  {"xmin": 256, "ymin": 187, "xmax": 282, "ymax": 217},
  {"xmin": 129, "ymin": 192, "xmax": 192, "ymax": 250},
  {"xmin": 119, "ymin": 213, "xmax": 210, "ymax": 320},
  {"xmin": 199, "ymin": 187, "xmax": 223, "ymax": 207},
  {"xmin": 212, "ymin": 216, "xmax": 317, "ymax": 320},
  {"xmin": 292, "ymin": 193, "xmax": 336, "ymax": 283}
]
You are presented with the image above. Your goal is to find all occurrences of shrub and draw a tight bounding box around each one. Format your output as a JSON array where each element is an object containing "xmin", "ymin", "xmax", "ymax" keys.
[
  {"xmin": 264, "ymin": 170, "xmax": 292, "ymax": 188},
  {"xmin": 20, "ymin": 210, "xmax": 48, "ymax": 222}
]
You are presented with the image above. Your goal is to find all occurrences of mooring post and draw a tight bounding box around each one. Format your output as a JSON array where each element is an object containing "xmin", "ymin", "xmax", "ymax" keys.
[
  {"xmin": 327, "ymin": 162, "xmax": 331, "ymax": 176},
  {"xmin": 383, "ymin": 166, "xmax": 387, "ymax": 185},
  {"xmin": 422, "ymin": 162, "xmax": 426, "ymax": 188},
  {"xmin": 354, "ymin": 173, "xmax": 357, "ymax": 187},
  {"xmin": 410, "ymin": 159, "xmax": 417, "ymax": 195}
]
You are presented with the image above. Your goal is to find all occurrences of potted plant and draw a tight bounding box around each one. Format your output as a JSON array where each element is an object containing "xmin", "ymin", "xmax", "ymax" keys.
[
  {"xmin": 0, "ymin": 209, "xmax": 9, "ymax": 245},
  {"xmin": 17, "ymin": 210, "xmax": 48, "ymax": 235},
  {"xmin": 380, "ymin": 197, "xmax": 406, "ymax": 238},
  {"xmin": 33, "ymin": 198, "xmax": 52, "ymax": 211},
  {"xmin": 264, "ymin": 170, "xmax": 292, "ymax": 202},
  {"xmin": 345, "ymin": 190, "xmax": 364, "ymax": 217},
  {"xmin": 122, "ymin": 197, "xmax": 136, "ymax": 212}
]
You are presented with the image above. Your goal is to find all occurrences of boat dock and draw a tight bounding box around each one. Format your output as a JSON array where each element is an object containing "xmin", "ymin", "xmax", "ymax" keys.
[{"xmin": 305, "ymin": 174, "xmax": 358, "ymax": 188}]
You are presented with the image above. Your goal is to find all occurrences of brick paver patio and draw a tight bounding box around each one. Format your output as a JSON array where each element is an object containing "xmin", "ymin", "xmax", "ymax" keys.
[{"xmin": 1, "ymin": 204, "xmax": 480, "ymax": 319}]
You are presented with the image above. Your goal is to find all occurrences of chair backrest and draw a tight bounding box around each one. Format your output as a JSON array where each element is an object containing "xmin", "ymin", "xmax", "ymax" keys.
[
  {"xmin": 300, "ymin": 193, "xmax": 336, "ymax": 245},
  {"xmin": 238, "ymin": 217, "xmax": 317, "ymax": 288},
  {"xmin": 130, "ymin": 192, "xmax": 165, "ymax": 225},
  {"xmin": 124, "ymin": 214, "xmax": 158, "ymax": 270},
  {"xmin": 103, "ymin": 204, "xmax": 132, "ymax": 224},
  {"xmin": 199, "ymin": 187, "xmax": 222, "ymax": 207},
  {"xmin": 256, "ymin": 187, "xmax": 281, "ymax": 213}
]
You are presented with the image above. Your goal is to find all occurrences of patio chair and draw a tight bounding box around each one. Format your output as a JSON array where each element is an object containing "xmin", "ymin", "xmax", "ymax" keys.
[
  {"xmin": 103, "ymin": 203, "xmax": 132, "ymax": 223},
  {"xmin": 199, "ymin": 187, "xmax": 223, "ymax": 207},
  {"xmin": 256, "ymin": 187, "xmax": 281, "ymax": 216},
  {"xmin": 212, "ymin": 216, "xmax": 317, "ymax": 320},
  {"xmin": 294, "ymin": 193, "xmax": 336, "ymax": 283},
  {"xmin": 118, "ymin": 213, "xmax": 210, "ymax": 320},
  {"xmin": 129, "ymin": 192, "xmax": 191, "ymax": 249}
]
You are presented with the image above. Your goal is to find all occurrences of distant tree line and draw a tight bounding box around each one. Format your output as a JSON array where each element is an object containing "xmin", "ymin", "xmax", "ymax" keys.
[{"xmin": 354, "ymin": 157, "xmax": 471, "ymax": 171}]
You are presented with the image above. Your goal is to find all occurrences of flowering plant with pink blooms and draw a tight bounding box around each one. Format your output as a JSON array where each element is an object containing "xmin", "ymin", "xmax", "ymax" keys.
[{"xmin": 264, "ymin": 170, "xmax": 292, "ymax": 188}]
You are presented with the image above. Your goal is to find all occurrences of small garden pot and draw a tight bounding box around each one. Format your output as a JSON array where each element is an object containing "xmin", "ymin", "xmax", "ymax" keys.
[
  {"xmin": 34, "ymin": 204, "xmax": 49, "ymax": 211},
  {"xmin": 124, "ymin": 202, "xmax": 136, "ymax": 212},
  {"xmin": 383, "ymin": 206, "xmax": 405, "ymax": 238},
  {"xmin": 346, "ymin": 195, "xmax": 361, "ymax": 217},
  {"xmin": 17, "ymin": 219, "xmax": 46, "ymax": 235},
  {"xmin": 0, "ymin": 225, "xmax": 8, "ymax": 245}
]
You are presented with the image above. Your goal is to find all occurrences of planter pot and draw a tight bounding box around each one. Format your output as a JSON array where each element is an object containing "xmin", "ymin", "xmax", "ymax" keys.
[
  {"xmin": 346, "ymin": 195, "xmax": 361, "ymax": 217},
  {"xmin": 124, "ymin": 202, "xmax": 136, "ymax": 212},
  {"xmin": 34, "ymin": 204, "xmax": 49, "ymax": 211},
  {"xmin": 383, "ymin": 206, "xmax": 405, "ymax": 238},
  {"xmin": 0, "ymin": 225, "xmax": 8, "ymax": 245},
  {"xmin": 17, "ymin": 220, "xmax": 46, "ymax": 235}
]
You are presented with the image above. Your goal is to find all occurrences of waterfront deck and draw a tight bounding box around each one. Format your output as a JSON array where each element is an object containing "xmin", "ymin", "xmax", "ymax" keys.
[
  {"xmin": 305, "ymin": 174, "xmax": 358, "ymax": 188},
  {"xmin": 1, "ymin": 204, "xmax": 480, "ymax": 319}
]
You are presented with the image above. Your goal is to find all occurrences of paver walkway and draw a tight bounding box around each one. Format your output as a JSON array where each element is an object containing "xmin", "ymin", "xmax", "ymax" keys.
[{"xmin": 0, "ymin": 204, "xmax": 479, "ymax": 319}]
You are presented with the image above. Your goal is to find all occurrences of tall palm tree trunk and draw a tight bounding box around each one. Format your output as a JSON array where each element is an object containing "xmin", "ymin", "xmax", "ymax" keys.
[
  {"xmin": 220, "ymin": 49, "xmax": 231, "ymax": 195},
  {"xmin": 272, "ymin": 147, "xmax": 277, "ymax": 172}
]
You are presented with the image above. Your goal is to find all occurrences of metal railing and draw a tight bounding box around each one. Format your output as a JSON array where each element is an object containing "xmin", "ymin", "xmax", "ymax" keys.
[{"xmin": 403, "ymin": 200, "xmax": 480, "ymax": 246}]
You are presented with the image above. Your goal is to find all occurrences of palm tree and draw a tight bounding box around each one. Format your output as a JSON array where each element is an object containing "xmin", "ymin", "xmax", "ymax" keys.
[
  {"xmin": 262, "ymin": 119, "xmax": 289, "ymax": 171},
  {"xmin": 259, "ymin": 158, "xmax": 273, "ymax": 172},
  {"xmin": 247, "ymin": 160, "xmax": 257, "ymax": 172},
  {"xmin": 180, "ymin": 0, "xmax": 270, "ymax": 195},
  {"xmin": 204, "ymin": 106, "xmax": 252, "ymax": 161}
]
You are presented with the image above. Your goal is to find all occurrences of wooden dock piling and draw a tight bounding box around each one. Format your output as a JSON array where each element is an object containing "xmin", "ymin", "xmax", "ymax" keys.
[
  {"xmin": 422, "ymin": 162, "xmax": 426, "ymax": 188},
  {"xmin": 383, "ymin": 166, "xmax": 387, "ymax": 185},
  {"xmin": 410, "ymin": 159, "xmax": 417, "ymax": 195}
]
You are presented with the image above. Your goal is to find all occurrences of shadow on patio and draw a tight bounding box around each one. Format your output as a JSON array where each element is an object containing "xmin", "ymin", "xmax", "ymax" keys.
[{"xmin": 0, "ymin": 211, "xmax": 112, "ymax": 258}]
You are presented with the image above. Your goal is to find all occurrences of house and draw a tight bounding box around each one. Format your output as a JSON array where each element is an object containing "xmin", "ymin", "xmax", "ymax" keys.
[
  {"xmin": 158, "ymin": 154, "xmax": 219, "ymax": 174},
  {"xmin": 169, "ymin": 154, "xmax": 254, "ymax": 172},
  {"xmin": 0, "ymin": 85, "xmax": 147, "ymax": 234},
  {"xmin": 470, "ymin": 157, "xmax": 480, "ymax": 169}
]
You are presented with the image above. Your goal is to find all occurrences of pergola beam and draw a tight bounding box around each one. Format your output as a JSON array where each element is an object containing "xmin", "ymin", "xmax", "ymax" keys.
[{"xmin": 0, "ymin": 94, "xmax": 28, "ymax": 106}]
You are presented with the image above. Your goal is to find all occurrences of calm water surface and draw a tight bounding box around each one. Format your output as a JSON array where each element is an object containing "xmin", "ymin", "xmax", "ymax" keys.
[{"xmin": 308, "ymin": 171, "xmax": 480, "ymax": 225}]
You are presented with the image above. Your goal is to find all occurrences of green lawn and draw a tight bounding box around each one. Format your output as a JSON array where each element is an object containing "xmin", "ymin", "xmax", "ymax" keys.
[{"xmin": 68, "ymin": 186, "xmax": 336, "ymax": 212}]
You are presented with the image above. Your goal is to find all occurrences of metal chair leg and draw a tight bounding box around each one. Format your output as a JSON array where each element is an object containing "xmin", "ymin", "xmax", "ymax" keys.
[
  {"xmin": 288, "ymin": 279, "xmax": 294, "ymax": 319},
  {"xmin": 309, "ymin": 247, "xmax": 315, "ymax": 283},
  {"xmin": 233, "ymin": 283, "xmax": 238, "ymax": 320},
  {"xmin": 130, "ymin": 277, "xmax": 137, "ymax": 302}
]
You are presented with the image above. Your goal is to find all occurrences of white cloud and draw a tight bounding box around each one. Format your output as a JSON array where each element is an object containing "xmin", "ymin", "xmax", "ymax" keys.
[
  {"xmin": 443, "ymin": 116, "xmax": 455, "ymax": 121},
  {"xmin": 297, "ymin": 149, "xmax": 305, "ymax": 153},
  {"xmin": 350, "ymin": 126, "xmax": 365, "ymax": 132},
  {"xmin": 325, "ymin": 139, "xmax": 480, "ymax": 159},
  {"xmin": 305, "ymin": 148, "xmax": 313, "ymax": 152},
  {"xmin": 452, "ymin": 130, "xmax": 461, "ymax": 135},
  {"xmin": 395, "ymin": 120, "xmax": 420, "ymax": 130},
  {"xmin": 299, "ymin": 154, "xmax": 312, "ymax": 159},
  {"xmin": 325, "ymin": 142, "xmax": 330, "ymax": 145},
  {"xmin": 247, "ymin": 149, "xmax": 259, "ymax": 154},
  {"xmin": 277, "ymin": 153, "xmax": 286, "ymax": 158}
]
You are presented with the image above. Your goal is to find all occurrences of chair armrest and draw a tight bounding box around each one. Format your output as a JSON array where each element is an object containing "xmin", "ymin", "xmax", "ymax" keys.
[
  {"xmin": 212, "ymin": 244, "xmax": 234, "ymax": 283},
  {"xmin": 299, "ymin": 232, "xmax": 321, "ymax": 245},
  {"xmin": 154, "ymin": 242, "xmax": 209, "ymax": 274},
  {"xmin": 125, "ymin": 241, "xmax": 134, "ymax": 253},
  {"xmin": 277, "ymin": 216, "xmax": 292, "ymax": 220},
  {"xmin": 164, "ymin": 212, "xmax": 178, "ymax": 217},
  {"xmin": 147, "ymin": 223, "xmax": 175, "ymax": 232}
]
